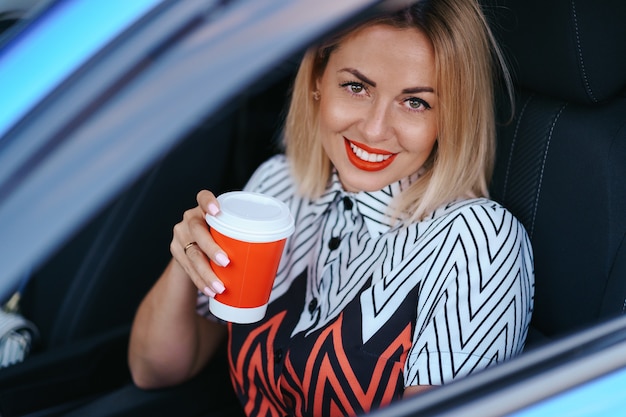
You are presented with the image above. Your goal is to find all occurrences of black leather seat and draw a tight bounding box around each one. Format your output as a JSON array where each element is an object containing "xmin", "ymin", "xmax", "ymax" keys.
[{"xmin": 486, "ymin": 0, "xmax": 626, "ymax": 345}]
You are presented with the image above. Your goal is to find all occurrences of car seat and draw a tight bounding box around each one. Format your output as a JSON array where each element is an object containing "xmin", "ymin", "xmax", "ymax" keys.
[{"xmin": 485, "ymin": 0, "xmax": 626, "ymax": 345}]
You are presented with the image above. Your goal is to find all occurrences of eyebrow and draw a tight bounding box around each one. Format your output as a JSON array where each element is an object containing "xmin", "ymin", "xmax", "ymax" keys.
[
  {"xmin": 340, "ymin": 68, "xmax": 377, "ymax": 87},
  {"xmin": 339, "ymin": 67, "xmax": 435, "ymax": 95},
  {"xmin": 401, "ymin": 86, "xmax": 435, "ymax": 94}
]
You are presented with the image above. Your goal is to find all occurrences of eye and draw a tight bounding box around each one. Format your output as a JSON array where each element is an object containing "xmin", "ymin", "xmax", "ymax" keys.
[
  {"xmin": 404, "ymin": 97, "xmax": 431, "ymax": 112},
  {"xmin": 340, "ymin": 81, "xmax": 367, "ymax": 96},
  {"xmin": 349, "ymin": 84, "xmax": 364, "ymax": 94}
]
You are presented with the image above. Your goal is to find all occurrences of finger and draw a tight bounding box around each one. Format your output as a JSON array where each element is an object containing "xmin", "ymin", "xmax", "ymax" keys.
[
  {"xmin": 191, "ymin": 191, "xmax": 228, "ymax": 267},
  {"xmin": 173, "ymin": 207, "xmax": 228, "ymax": 295},
  {"xmin": 183, "ymin": 207, "xmax": 231, "ymax": 268},
  {"xmin": 170, "ymin": 239, "xmax": 221, "ymax": 297},
  {"xmin": 180, "ymin": 241, "xmax": 226, "ymax": 296},
  {"xmin": 171, "ymin": 235, "xmax": 226, "ymax": 297},
  {"xmin": 197, "ymin": 190, "xmax": 220, "ymax": 217}
]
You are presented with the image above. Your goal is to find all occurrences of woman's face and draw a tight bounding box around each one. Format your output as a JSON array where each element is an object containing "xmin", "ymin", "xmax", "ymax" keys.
[{"xmin": 316, "ymin": 24, "xmax": 439, "ymax": 192}]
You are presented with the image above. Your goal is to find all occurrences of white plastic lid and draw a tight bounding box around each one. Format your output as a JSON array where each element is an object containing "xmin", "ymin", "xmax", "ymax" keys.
[{"xmin": 206, "ymin": 191, "xmax": 295, "ymax": 243}]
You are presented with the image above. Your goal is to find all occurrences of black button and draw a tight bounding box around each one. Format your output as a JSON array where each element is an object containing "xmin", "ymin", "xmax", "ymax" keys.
[
  {"xmin": 343, "ymin": 196, "xmax": 353, "ymax": 210},
  {"xmin": 274, "ymin": 348, "xmax": 283, "ymax": 364},
  {"xmin": 328, "ymin": 236, "xmax": 341, "ymax": 250},
  {"xmin": 308, "ymin": 298, "xmax": 318, "ymax": 313}
]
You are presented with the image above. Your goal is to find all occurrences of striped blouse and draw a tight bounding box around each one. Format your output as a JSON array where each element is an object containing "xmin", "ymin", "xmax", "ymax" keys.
[{"xmin": 197, "ymin": 154, "xmax": 534, "ymax": 417}]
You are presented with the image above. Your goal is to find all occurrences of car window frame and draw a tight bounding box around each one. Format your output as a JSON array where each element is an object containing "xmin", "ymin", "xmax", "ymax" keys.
[{"xmin": 0, "ymin": 0, "xmax": 383, "ymax": 299}]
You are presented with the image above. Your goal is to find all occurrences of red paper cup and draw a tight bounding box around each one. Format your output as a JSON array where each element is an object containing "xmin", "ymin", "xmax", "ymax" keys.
[{"xmin": 205, "ymin": 191, "xmax": 294, "ymax": 323}]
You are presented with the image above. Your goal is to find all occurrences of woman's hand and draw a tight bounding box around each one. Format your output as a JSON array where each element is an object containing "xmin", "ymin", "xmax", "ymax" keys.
[{"xmin": 171, "ymin": 190, "xmax": 229, "ymax": 298}]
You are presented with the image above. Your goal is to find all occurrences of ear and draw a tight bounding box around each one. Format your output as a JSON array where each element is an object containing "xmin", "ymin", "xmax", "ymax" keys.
[{"xmin": 312, "ymin": 78, "xmax": 322, "ymax": 101}]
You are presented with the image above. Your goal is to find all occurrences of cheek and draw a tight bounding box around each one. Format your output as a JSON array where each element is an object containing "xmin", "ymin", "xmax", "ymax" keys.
[
  {"xmin": 318, "ymin": 97, "xmax": 355, "ymax": 133},
  {"xmin": 400, "ymin": 122, "xmax": 438, "ymax": 154}
]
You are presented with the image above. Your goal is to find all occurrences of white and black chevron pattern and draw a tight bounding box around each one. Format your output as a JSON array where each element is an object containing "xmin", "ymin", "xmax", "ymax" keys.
[
  {"xmin": 402, "ymin": 201, "xmax": 533, "ymax": 385},
  {"xmin": 222, "ymin": 154, "xmax": 535, "ymax": 386}
]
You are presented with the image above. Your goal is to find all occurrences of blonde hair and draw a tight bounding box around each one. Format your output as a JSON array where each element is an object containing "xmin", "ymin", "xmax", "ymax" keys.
[{"xmin": 284, "ymin": 0, "xmax": 511, "ymax": 222}]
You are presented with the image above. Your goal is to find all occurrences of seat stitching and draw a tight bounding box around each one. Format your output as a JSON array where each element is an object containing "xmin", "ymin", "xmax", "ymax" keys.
[
  {"xmin": 502, "ymin": 94, "xmax": 533, "ymax": 201},
  {"xmin": 571, "ymin": 0, "xmax": 597, "ymax": 103},
  {"xmin": 530, "ymin": 103, "xmax": 568, "ymax": 238}
]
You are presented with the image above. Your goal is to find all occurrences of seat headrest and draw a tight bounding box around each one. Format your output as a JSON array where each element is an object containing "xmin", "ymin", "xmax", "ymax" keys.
[{"xmin": 486, "ymin": 0, "xmax": 626, "ymax": 104}]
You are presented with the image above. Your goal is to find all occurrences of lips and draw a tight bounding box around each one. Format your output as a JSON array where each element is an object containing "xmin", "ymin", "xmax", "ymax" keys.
[{"xmin": 344, "ymin": 138, "xmax": 397, "ymax": 172}]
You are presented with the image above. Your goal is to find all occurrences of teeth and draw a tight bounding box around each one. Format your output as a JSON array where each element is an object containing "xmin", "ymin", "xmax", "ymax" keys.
[{"xmin": 350, "ymin": 142, "xmax": 392, "ymax": 162}]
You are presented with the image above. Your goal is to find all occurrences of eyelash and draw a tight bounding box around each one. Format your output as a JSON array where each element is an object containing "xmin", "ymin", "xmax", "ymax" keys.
[
  {"xmin": 338, "ymin": 81, "xmax": 432, "ymax": 113},
  {"xmin": 403, "ymin": 97, "xmax": 432, "ymax": 112},
  {"xmin": 339, "ymin": 81, "xmax": 367, "ymax": 96}
]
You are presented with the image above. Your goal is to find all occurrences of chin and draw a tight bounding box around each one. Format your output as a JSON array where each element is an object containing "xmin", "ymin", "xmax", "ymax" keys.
[{"xmin": 338, "ymin": 172, "xmax": 393, "ymax": 193}]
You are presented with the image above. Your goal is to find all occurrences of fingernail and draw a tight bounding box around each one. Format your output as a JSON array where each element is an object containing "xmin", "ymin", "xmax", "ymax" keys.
[
  {"xmin": 208, "ymin": 203, "xmax": 220, "ymax": 216},
  {"xmin": 211, "ymin": 281, "xmax": 225, "ymax": 294},
  {"xmin": 203, "ymin": 286, "xmax": 216, "ymax": 298},
  {"xmin": 215, "ymin": 252, "xmax": 230, "ymax": 267}
]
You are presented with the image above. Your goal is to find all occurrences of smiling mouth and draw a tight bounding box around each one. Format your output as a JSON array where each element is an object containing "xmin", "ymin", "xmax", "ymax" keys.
[
  {"xmin": 344, "ymin": 138, "xmax": 397, "ymax": 172},
  {"xmin": 349, "ymin": 142, "xmax": 393, "ymax": 162}
]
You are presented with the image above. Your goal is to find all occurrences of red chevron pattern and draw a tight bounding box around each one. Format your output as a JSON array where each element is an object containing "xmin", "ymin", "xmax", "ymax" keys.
[
  {"xmin": 228, "ymin": 311, "xmax": 412, "ymax": 417},
  {"xmin": 229, "ymin": 312, "xmax": 289, "ymax": 416}
]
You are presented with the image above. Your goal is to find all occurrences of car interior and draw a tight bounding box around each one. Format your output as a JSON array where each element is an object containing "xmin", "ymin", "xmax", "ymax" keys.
[{"xmin": 0, "ymin": 0, "xmax": 624, "ymax": 416}]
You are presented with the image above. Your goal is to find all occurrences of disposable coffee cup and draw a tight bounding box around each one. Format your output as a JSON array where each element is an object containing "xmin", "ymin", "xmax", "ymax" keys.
[{"xmin": 205, "ymin": 191, "xmax": 294, "ymax": 324}]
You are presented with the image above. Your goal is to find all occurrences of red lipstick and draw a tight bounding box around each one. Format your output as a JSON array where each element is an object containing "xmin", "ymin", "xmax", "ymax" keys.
[{"xmin": 344, "ymin": 138, "xmax": 397, "ymax": 172}]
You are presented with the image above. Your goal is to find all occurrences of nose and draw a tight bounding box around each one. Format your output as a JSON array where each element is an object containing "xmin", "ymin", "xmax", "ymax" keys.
[{"xmin": 360, "ymin": 100, "xmax": 392, "ymax": 142}]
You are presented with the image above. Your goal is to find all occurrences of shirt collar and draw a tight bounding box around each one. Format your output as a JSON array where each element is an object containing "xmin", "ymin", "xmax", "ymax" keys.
[{"xmin": 309, "ymin": 169, "xmax": 422, "ymax": 237}]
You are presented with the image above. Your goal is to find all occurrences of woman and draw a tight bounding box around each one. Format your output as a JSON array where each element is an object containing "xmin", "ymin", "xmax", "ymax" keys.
[{"xmin": 128, "ymin": 0, "xmax": 534, "ymax": 416}]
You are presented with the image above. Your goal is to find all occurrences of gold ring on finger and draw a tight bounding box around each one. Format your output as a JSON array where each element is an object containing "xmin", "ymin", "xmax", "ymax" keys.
[{"xmin": 183, "ymin": 241, "xmax": 198, "ymax": 255}]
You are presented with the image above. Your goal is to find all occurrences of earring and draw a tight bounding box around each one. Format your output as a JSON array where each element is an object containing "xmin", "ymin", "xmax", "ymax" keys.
[{"xmin": 312, "ymin": 90, "xmax": 320, "ymax": 101}]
